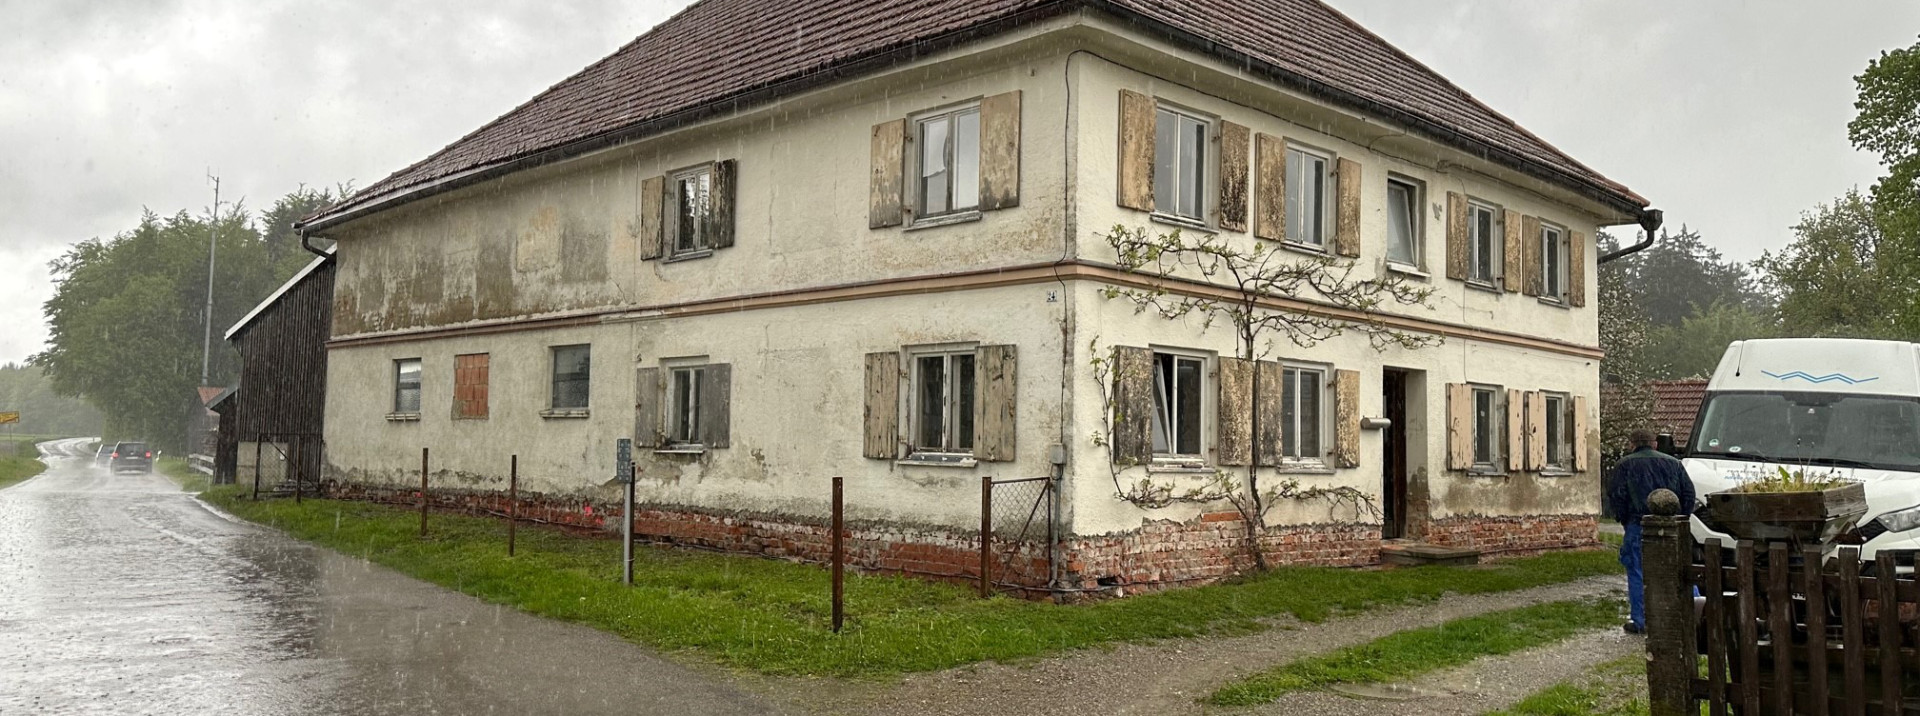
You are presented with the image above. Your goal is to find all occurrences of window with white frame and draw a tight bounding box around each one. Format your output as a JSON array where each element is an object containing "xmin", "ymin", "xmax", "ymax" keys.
[
  {"xmin": 669, "ymin": 366, "xmax": 705, "ymax": 446},
  {"xmin": 393, "ymin": 358, "xmax": 422, "ymax": 414},
  {"xmin": 1280, "ymin": 364, "xmax": 1327, "ymax": 464},
  {"xmin": 1152, "ymin": 107, "xmax": 1208, "ymax": 221},
  {"xmin": 1150, "ymin": 351, "xmax": 1205, "ymax": 459},
  {"xmin": 1472, "ymin": 385, "xmax": 1501, "ymax": 469},
  {"xmin": 1285, "ymin": 146, "xmax": 1331, "ymax": 248},
  {"xmin": 1540, "ymin": 223, "xmax": 1568, "ymax": 302},
  {"xmin": 912, "ymin": 350, "xmax": 976, "ymax": 455},
  {"xmin": 915, "ymin": 105, "xmax": 981, "ymax": 219},
  {"xmin": 669, "ymin": 165, "xmax": 713, "ymax": 256},
  {"xmin": 1543, "ymin": 392, "xmax": 1570, "ymax": 470},
  {"xmin": 1386, "ymin": 176, "xmax": 1422, "ymax": 267},
  {"xmin": 550, "ymin": 344, "xmax": 591, "ymax": 410},
  {"xmin": 1468, "ymin": 200, "xmax": 1501, "ymax": 284}
]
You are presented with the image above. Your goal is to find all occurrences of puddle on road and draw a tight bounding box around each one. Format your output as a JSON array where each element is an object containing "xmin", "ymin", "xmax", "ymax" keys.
[{"xmin": 1328, "ymin": 682, "xmax": 1455, "ymax": 701}]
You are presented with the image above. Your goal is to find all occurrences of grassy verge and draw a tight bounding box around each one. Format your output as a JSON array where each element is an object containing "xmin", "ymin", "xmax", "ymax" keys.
[
  {"xmin": 158, "ymin": 457, "xmax": 210, "ymax": 493},
  {"xmin": 1485, "ymin": 655, "xmax": 1649, "ymax": 716},
  {"xmin": 199, "ymin": 486, "xmax": 1620, "ymax": 677},
  {"xmin": 0, "ymin": 455, "xmax": 47, "ymax": 490},
  {"xmin": 1207, "ymin": 599, "xmax": 1623, "ymax": 705}
]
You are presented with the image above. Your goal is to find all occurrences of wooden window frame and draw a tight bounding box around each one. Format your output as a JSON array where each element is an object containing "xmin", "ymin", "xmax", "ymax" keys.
[
  {"xmin": 1539, "ymin": 223, "xmax": 1569, "ymax": 304},
  {"xmin": 1150, "ymin": 348, "xmax": 1210, "ymax": 464},
  {"xmin": 1470, "ymin": 383, "xmax": 1502, "ymax": 472},
  {"xmin": 392, "ymin": 358, "xmax": 423, "ymax": 415},
  {"xmin": 668, "ymin": 364, "xmax": 705, "ymax": 448},
  {"xmin": 1542, "ymin": 391, "xmax": 1572, "ymax": 472},
  {"xmin": 1152, "ymin": 105, "xmax": 1212, "ymax": 224},
  {"xmin": 907, "ymin": 345, "xmax": 978, "ymax": 460},
  {"xmin": 1279, "ymin": 362, "xmax": 1331, "ymax": 467},
  {"xmin": 548, "ymin": 344, "xmax": 591, "ymax": 412},
  {"xmin": 667, "ymin": 164, "xmax": 715, "ymax": 259},
  {"xmin": 1283, "ymin": 144, "xmax": 1333, "ymax": 250},
  {"xmin": 910, "ymin": 102, "xmax": 983, "ymax": 223},
  {"xmin": 1467, "ymin": 200, "xmax": 1502, "ymax": 286},
  {"xmin": 1385, "ymin": 175, "xmax": 1424, "ymax": 270}
]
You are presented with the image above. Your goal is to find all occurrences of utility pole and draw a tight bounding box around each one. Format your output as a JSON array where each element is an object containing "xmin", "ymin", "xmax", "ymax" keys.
[{"xmin": 201, "ymin": 173, "xmax": 220, "ymax": 387}]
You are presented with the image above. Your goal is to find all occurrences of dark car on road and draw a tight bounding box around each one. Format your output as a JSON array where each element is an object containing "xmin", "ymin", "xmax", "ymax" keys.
[
  {"xmin": 94, "ymin": 443, "xmax": 112, "ymax": 466},
  {"xmin": 110, "ymin": 441, "xmax": 153, "ymax": 474}
]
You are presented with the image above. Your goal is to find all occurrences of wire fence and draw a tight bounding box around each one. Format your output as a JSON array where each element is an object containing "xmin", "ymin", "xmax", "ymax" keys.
[{"xmin": 985, "ymin": 476, "xmax": 1055, "ymax": 595}]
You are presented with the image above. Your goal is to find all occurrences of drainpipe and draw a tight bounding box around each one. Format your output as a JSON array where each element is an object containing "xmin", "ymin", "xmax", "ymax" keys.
[
  {"xmin": 299, "ymin": 225, "xmax": 331, "ymax": 261},
  {"xmin": 1598, "ymin": 208, "xmax": 1664, "ymax": 265}
]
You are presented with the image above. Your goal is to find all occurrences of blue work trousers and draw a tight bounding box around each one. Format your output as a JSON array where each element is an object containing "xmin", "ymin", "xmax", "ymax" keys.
[{"xmin": 1620, "ymin": 521, "xmax": 1644, "ymax": 628}]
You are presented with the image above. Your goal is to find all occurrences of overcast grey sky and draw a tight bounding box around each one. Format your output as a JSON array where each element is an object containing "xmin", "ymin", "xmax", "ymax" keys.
[{"xmin": 1, "ymin": 1, "xmax": 1914, "ymax": 365}]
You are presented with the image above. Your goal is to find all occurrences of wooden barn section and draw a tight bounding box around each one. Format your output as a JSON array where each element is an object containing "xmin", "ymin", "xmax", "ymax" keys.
[{"xmin": 218, "ymin": 252, "xmax": 334, "ymax": 491}]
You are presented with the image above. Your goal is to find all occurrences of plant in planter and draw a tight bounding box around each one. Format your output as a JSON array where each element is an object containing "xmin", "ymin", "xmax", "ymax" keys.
[{"xmin": 1702, "ymin": 466, "xmax": 1868, "ymax": 547}]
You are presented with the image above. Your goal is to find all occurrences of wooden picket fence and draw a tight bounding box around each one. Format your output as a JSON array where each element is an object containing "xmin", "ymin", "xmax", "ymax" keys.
[{"xmin": 1642, "ymin": 514, "xmax": 1919, "ymax": 715}]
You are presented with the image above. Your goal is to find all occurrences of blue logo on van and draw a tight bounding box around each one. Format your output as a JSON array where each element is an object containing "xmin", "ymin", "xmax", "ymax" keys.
[{"xmin": 1761, "ymin": 370, "xmax": 1878, "ymax": 385}]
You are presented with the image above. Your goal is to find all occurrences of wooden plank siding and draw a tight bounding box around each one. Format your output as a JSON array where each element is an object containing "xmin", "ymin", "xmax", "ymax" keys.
[{"xmin": 229, "ymin": 259, "xmax": 334, "ymax": 483}]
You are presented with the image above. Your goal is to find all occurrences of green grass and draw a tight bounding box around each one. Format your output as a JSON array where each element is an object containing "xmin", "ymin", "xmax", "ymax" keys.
[
  {"xmin": 1485, "ymin": 656, "xmax": 1650, "ymax": 716},
  {"xmin": 158, "ymin": 457, "xmax": 209, "ymax": 493},
  {"xmin": 1207, "ymin": 599, "xmax": 1624, "ymax": 706},
  {"xmin": 198, "ymin": 486, "xmax": 1621, "ymax": 677},
  {"xmin": 0, "ymin": 455, "xmax": 47, "ymax": 490}
]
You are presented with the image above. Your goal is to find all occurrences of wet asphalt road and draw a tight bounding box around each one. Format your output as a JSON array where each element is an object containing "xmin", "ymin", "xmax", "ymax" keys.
[{"xmin": 0, "ymin": 439, "xmax": 781, "ymax": 716}]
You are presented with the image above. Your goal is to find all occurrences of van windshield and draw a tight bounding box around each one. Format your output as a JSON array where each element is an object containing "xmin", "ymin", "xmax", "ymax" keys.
[{"xmin": 1690, "ymin": 391, "xmax": 1920, "ymax": 472}]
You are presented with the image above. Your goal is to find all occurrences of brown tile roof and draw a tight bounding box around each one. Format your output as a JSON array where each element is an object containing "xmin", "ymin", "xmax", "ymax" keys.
[
  {"xmin": 1650, "ymin": 379, "xmax": 1708, "ymax": 446},
  {"xmin": 309, "ymin": 0, "xmax": 1647, "ymax": 229}
]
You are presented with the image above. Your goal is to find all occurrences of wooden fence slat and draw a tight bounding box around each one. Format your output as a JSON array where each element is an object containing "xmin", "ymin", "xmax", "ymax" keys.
[
  {"xmin": 1807, "ymin": 547, "xmax": 1831, "ymax": 716},
  {"xmin": 1769, "ymin": 543, "xmax": 1795, "ymax": 716},
  {"xmin": 1876, "ymin": 553, "xmax": 1902, "ymax": 716},
  {"xmin": 1841, "ymin": 548, "xmax": 1866, "ymax": 716},
  {"xmin": 1706, "ymin": 539, "xmax": 1729, "ymax": 716},
  {"xmin": 1736, "ymin": 542, "xmax": 1763, "ymax": 715}
]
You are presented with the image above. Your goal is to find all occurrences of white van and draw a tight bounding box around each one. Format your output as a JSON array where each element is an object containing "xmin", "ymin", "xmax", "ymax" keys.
[{"xmin": 1685, "ymin": 338, "xmax": 1920, "ymax": 563}]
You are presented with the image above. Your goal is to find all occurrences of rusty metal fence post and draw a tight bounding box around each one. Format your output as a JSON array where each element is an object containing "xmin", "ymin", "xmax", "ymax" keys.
[
  {"xmin": 252, "ymin": 440, "xmax": 262, "ymax": 500},
  {"xmin": 507, "ymin": 455, "xmax": 517, "ymax": 557},
  {"xmin": 831, "ymin": 476, "xmax": 844, "ymax": 633},
  {"xmin": 1642, "ymin": 511, "xmax": 1695, "ymax": 716},
  {"xmin": 292, "ymin": 437, "xmax": 302, "ymax": 504},
  {"xmin": 419, "ymin": 447, "xmax": 429, "ymax": 537},
  {"xmin": 980, "ymin": 475, "xmax": 992, "ymax": 599}
]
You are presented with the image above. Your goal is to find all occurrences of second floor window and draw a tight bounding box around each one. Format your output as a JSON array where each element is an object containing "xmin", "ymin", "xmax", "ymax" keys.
[
  {"xmin": 1285, "ymin": 146, "xmax": 1330, "ymax": 247},
  {"xmin": 393, "ymin": 358, "xmax": 422, "ymax": 414},
  {"xmin": 550, "ymin": 344, "xmax": 591, "ymax": 410},
  {"xmin": 1386, "ymin": 177, "xmax": 1421, "ymax": 267},
  {"xmin": 916, "ymin": 106, "xmax": 980, "ymax": 218},
  {"xmin": 1541, "ymin": 224, "xmax": 1567, "ymax": 302},
  {"xmin": 913, "ymin": 351, "xmax": 976, "ymax": 455},
  {"xmin": 670, "ymin": 166, "xmax": 713, "ymax": 256},
  {"xmin": 1468, "ymin": 201, "xmax": 1500, "ymax": 284},
  {"xmin": 1153, "ymin": 107, "xmax": 1207, "ymax": 221},
  {"xmin": 1151, "ymin": 352, "xmax": 1205, "ymax": 458}
]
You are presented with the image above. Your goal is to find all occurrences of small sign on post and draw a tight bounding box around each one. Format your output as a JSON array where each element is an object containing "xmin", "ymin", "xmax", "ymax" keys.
[{"xmin": 0, "ymin": 412, "xmax": 19, "ymax": 425}]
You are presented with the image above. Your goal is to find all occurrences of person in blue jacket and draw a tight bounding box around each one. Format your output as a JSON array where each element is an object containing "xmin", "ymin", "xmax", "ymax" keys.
[{"xmin": 1608, "ymin": 428, "xmax": 1695, "ymax": 634}]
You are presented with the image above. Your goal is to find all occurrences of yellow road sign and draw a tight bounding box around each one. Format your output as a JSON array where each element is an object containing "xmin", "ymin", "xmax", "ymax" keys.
[{"xmin": 0, "ymin": 412, "xmax": 17, "ymax": 425}]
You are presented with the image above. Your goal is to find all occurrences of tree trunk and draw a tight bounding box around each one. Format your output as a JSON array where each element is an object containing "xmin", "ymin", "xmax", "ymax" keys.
[{"xmin": 1240, "ymin": 329, "xmax": 1268, "ymax": 571}]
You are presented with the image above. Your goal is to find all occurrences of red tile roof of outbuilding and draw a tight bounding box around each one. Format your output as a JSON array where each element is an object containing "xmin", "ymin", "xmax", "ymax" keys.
[{"xmin": 1651, "ymin": 379, "xmax": 1709, "ymax": 447}]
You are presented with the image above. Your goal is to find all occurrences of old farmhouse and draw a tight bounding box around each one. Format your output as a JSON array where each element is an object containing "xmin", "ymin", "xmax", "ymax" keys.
[{"xmin": 298, "ymin": 0, "xmax": 1654, "ymax": 591}]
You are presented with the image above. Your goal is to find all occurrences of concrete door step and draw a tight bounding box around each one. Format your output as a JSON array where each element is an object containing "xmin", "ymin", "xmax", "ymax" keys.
[{"xmin": 1379, "ymin": 541, "xmax": 1481, "ymax": 567}]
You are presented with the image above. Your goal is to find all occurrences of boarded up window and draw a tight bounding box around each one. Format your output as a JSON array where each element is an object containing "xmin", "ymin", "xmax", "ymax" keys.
[
  {"xmin": 863, "ymin": 352, "xmax": 901, "ymax": 459},
  {"xmin": 972, "ymin": 344, "xmax": 1017, "ymax": 462},
  {"xmin": 453, "ymin": 353, "xmax": 489, "ymax": 420}
]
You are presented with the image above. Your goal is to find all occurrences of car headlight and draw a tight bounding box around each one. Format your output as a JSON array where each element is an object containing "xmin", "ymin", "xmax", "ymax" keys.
[{"xmin": 1877, "ymin": 505, "xmax": 1920, "ymax": 534}]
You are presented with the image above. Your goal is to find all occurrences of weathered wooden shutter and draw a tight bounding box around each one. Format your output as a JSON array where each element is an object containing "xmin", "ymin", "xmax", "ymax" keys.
[
  {"xmin": 862, "ymin": 352, "xmax": 900, "ymax": 459},
  {"xmin": 1445, "ymin": 383, "xmax": 1472, "ymax": 470},
  {"xmin": 1445, "ymin": 192, "xmax": 1468, "ymax": 280},
  {"xmin": 1502, "ymin": 209, "xmax": 1523, "ymax": 293},
  {"xmin": 1255, "ymin": 360, "xmax": 1284, "ymax": 466},
  {"xmin": 869, "ymin": 119, "xmax": 906, "ymax": 229},
  {"xmin": 1520, "ymin": 215, "xmax": 1543, "ymax": 297},
  {"xmin": 1572, "ymin": 395, "xmax": 1590, "ymax": 472},
  {"xmin": 1334, "ymin": 158, "xmax": 1362, "ymax": 258},
  {"xmin": 1333, "ymin": 368, "xmax": 1360, "ymax": 468},
  {"xmin": 1254, "ymin": 133, "xmax": 1286, "ymax": 241},
  {"xmin": 1110, "ymin": 346, "xmax": 1154, "ymax": 464},
  {"xmin": 973, "ymin": 344, "xmax": 1017, "ymax": 461},
  {"xmin": 1216, "ymin": 357, "xmax": 1254, "ymax": 466},
  {"xmin": 1526, "ymin": 391, "xmax": 1547, "ymax": 471},
  {"xmin": 699, "ymin": 363, "xmax": 731, "ymax": 448},
  {"xmin": 1506, "ymin": 388, "xmax": 1525, "ymax": 472},
  {"xmin": 979, "ymin": 91, "xmax": 1021, "ymax": 212},
  {"xmin": 707, "ymin": 159, "xmax": 737, "ymax": 249},
  {"xmin": 1569, "ymin": 230, "xmax": 1588, "ymax": 307},
  {"xmin": 1117, "ymin": 90, "xmax": 1155, "ymax": 212},
  {"xmin": 639, "ymin": 175, "xmax": 666, "ymax": 261},
  {"xmin": 634, "ymin": 367, "xmax": 662, "ymax": 448},
  {"xmin": 1218, "ymin": 121, "xmax": 1250, "ymax": 232}
]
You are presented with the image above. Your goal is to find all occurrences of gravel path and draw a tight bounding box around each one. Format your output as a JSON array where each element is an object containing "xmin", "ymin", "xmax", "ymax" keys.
[{"xmin": 757, "ymin": 574, "xmax": 1627, "ymax": 716}]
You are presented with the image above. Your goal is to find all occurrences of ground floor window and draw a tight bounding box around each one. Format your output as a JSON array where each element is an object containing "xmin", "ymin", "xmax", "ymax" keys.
[
  {"xmin": 1472, "ymin": 384, "xmax": 1501, "ymax": 469},
  {"xmin": 670, "ymin": 366, "xmax": 704, "ymax": 446},
  {"xmin": 550, "ymin": 344, "xmax": 591, "ymax": 410},
  {"xmin": 1280, "ymin": 364, "xmax": 1326, "ymax": 464},
  {"xmin": 393, "ymin": 358, "xmax": 422, "ymax": 414},
  {"xmin": 1544, "ymin": 392, "xmax": 1569, "ymax": 470},
  {"xmin": 912, "ymin": 350, "xmax": 976, "ymax": 455},
  {"xmin": 1151, "ymin": 352, "xmax": 1205, "ymax": 459}
]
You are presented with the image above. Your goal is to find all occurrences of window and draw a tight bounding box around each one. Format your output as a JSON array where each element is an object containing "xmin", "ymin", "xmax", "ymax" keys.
[
  {"xmin": 912, "ymin": 351, "xmax": 976, "ymax": 455},
  {"xmin": 1151, "ymin": 352, "xmax": 1205, "ymax": 458},
  {"xmin": 393, "ymin": 358, "xmax": 422, "ymax": 414},
  {"xmin": 1472, "ymin": 385, "xmax": 1501, "ymax": 469},
  {"xmin": 915, "ymin": 105, "xmax": 981, "ymax": 218},
  {"xmin": 1540, "ymin": 223, "xmax": 1567, "ymax": 302},
  {"xmin": 1285, "ymin": 146, "xmax": 1331, "ymax": 247},
  {"xmin": 453, "ymin": 353, "xmax": 489, "ymax": 419},
  {"xmin": 1386, "ymin": 177, "xmax": 1421, "ymax": 267},
  {"xmin": 669, "ymin": 165, "xmax": 713, "ymax": 256},
  {"xmin": 669, "ymin": 366, "xmax": 705, "ymax": 446},
  {"xmin": 549, "ymin": 345, "xmax": 591, "ymax": 410},
  {"xmin": 1468, "ymin": 201, "xmax": 1501, "ymax": 284},
  {"xmin": 1543, "ymin": 393, "xmax": 1569, "ymax": 470},
  {"xmin": 1280, "ymin": 364, "xmax": 1326, "ymax": 463},
  {"xmin": 1153, "ymin": 107, "xmax": 1208, "ymax": 221}
]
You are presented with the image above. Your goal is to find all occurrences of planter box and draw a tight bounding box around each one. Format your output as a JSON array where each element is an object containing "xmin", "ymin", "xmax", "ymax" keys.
[{"xmin": 1701, "ymin": 482, "xmax": 1867, "ymax": 546}]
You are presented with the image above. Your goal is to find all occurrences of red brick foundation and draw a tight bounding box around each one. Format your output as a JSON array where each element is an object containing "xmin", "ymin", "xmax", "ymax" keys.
[{"xmin": 321, "ymin": 481, "xmax": 1596, "ymax": 595}]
